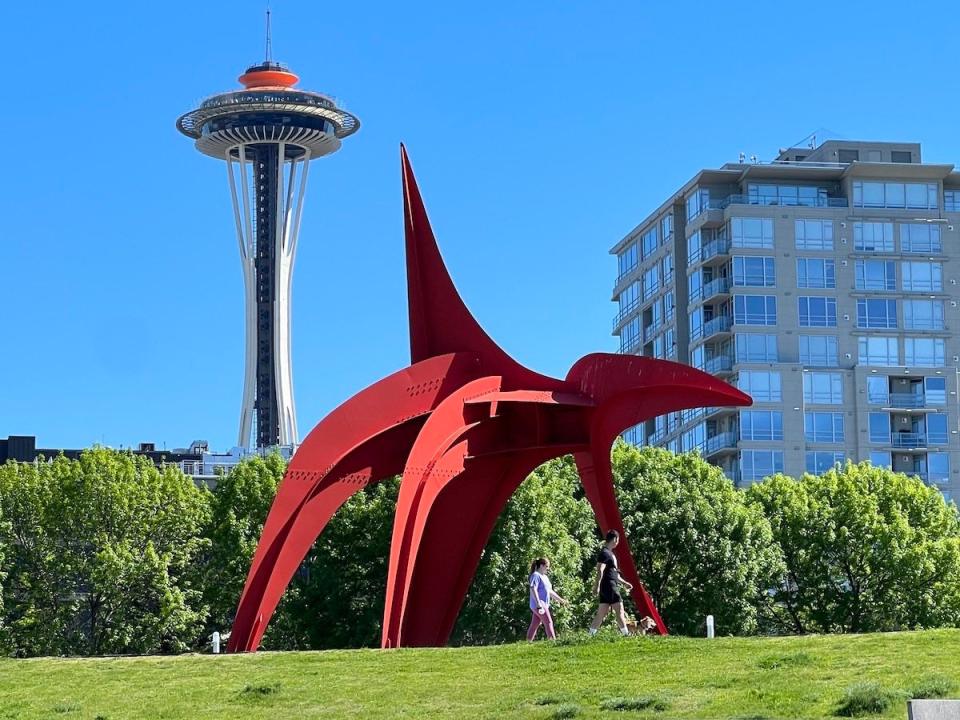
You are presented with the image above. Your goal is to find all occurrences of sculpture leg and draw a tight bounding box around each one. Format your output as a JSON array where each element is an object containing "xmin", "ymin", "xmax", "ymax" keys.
[
  {"xmin": 229, "ymin": 423, "xmax": 417, "ymax": 652},
  {"xmin": 574, "ymin": 450, "xmax": 667, "ymax": 635},
  {"xmin": 389, "ymin": 452, "xmax": 554, "ymax": 647}
]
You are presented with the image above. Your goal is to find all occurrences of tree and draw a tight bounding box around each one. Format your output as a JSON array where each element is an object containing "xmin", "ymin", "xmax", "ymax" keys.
[
  {"xmin": 202, "ymin": 453, "xmax": 287, "ymax": 640},
  {"xmin": 453, "ymin": 456, "xmax": 598, "ymax": 644},
  {"xmin": 0, "ymin": 449, "xmax": 211, "ymax": 656},
  {"xmin": 747, "ymin": 462, "xmax": 960, "ymax": 634},
  {"xmin": 611, "ymin": 442, "xmax": 782, "ymax": 635}
]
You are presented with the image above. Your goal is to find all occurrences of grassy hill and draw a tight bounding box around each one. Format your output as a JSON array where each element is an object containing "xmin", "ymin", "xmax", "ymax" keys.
[{"xmin": 0, "ymin": 629, "xmax": 958, "ymax": 719}]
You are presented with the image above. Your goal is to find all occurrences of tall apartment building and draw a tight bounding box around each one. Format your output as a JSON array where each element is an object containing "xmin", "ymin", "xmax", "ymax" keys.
[{"xmin": 611, "ymin": 140, "xmax": 960, "ymax": 501}]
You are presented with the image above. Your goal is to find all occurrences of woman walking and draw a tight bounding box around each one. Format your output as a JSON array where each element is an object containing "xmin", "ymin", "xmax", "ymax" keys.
[
  {"xmin": 588, "ymin": 530, "xmax": 633, "ymax": 636},
  {"xmin": 527, "ymin": 557, "xmax": 568, "ymax": 641}
]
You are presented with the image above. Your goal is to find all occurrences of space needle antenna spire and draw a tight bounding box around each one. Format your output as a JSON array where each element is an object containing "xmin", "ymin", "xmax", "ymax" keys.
[{"xmin": 265, "ymin": 6, "xmax": 273, "ymax": 62}]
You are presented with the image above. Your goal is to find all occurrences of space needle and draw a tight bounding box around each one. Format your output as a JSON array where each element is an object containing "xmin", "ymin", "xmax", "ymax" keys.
[{"xmin": 177, "ymin": 15, "xmax": 359, "ymax": 449}]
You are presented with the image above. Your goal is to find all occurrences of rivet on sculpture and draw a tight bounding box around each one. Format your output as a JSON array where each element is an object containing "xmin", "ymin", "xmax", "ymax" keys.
[{"xmin": 227, "ymin": 146, "xmax": 753, "ymax": 651}]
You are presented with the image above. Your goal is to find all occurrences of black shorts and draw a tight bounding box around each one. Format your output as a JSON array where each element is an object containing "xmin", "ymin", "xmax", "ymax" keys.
[{"xmin": 599, "ymin": 584, "xmax": 621, "ymax": 605}]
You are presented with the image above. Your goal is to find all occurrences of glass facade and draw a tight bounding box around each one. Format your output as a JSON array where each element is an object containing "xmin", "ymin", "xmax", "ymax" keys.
[{"xmin": 852, "ymin": 181, "xmax": 939, "ymax": 209}]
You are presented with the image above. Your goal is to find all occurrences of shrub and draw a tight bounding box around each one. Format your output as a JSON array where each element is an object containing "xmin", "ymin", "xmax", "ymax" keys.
[{"xmin": 835, "ymin": 682, "xmax": 895, "ymax": 716}]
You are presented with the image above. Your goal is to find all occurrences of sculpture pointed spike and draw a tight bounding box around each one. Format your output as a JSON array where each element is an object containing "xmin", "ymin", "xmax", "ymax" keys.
[{"xmin": 400, "ymin": 145, "xmax": 558, "ymax": 391}]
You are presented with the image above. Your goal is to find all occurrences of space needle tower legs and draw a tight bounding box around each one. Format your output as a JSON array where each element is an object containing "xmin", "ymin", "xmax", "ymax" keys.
[{"xmin": 178, "ymin": 55, "xmax": 359, "ymax": 449}]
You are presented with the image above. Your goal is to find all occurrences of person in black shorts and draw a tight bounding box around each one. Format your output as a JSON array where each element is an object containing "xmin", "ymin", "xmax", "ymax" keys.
[{"xmin": 588, "ymin": 529, "xmax": 633, "ymax": 636}]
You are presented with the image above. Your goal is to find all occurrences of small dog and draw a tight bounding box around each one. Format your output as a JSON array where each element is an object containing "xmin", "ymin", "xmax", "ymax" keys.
[{"xmin": 625, "ymin": 616, "xmax": 658, "ymax": 636}]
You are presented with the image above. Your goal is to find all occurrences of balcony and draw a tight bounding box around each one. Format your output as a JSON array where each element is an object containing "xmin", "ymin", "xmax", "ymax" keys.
[
  {"xmin": 701, "ymin": 277, "xmax": 732, "ymax": 304},
  {"xmin": 611, "ymin": 296, "xmax": 642, "ymax": 331},
  {"xmin": 891, "ymin": 432, "xmax": 927, "ymax": 449},
  {"xmin": 701, "ymin": 315, "xmax": 733, "ymax": 342},
  {"xmin": 886, "ymin": 393, "xmax": 929, "ymax": 409},
  {"xmin": 700, "ymin": 237, "xmax": 732, "ymax": 264},
  {"xmin": 643, "ymin": 318, "xmax": 663, "ymax": 342},
  {"xmin": 704, "ymin": 432, "xmax": 738, "ymax": 456},
  {"xmin": 720, "ymin": 194, "xmax": 848, "ymax": 209},
  {"xmin": 703, "ymin": 353, "xmax": 734, "ymax": 375}
]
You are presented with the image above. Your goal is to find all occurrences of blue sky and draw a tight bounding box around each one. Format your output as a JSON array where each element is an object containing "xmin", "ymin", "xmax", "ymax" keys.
[{"xmin": 2, "ymin": 1, "xmax": 958, "ymax": 450}]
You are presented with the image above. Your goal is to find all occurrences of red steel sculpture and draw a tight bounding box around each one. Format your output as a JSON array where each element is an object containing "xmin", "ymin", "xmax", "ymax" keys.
[{"xmin": 227, "ymin": 146, "xmax": 752, "ymax": 652}]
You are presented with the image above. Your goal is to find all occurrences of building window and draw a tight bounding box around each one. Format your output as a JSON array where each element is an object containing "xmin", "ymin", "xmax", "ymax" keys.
[
  {"xmin": 799, "ymin": 335, "xmax": 838, "ymax": 366},
  {"xmin": 945, "ymin": 190, "xmax": 960, "ymax": 212},
  {"xmin": 927, "ymin": 414, "xmax": 949, "ymax": 445},
  {"xmin": 797, "ymin": 258, "xmax": 836, "ymax": 289},
  {"xmin": 859, "ymin": 336, "xmax": 900, "ymax": 366},
  {"xmin": 687, "ymin": 230, "xmax": 702, "ymax": 264},
  {"xmin": 642, "ymin": 266, "xmax": 660, "ymax": 300},
  {"xmin": 867, "ymin": 376, "xmax": 889, "ymax": 404},
  {"xmin": 738, "ymin": 370, "xmax": 782, "ymax": 402},
  {"xmin": 904, "ymin": 338, "xmax": 946, "ymax": 367},
  {"xmin": 620, "ymin": 317, "xmax": 641, "ymax": 353},
  {"xmin": 853, "ymin": 221, "xmax": 894, "ymax": 252},
  {"xmin": 805, "ymin": 412, "xmax": 844, "ymax": 443},
  {"xmin": 869, "ymin": 412, "xmax": 890, "ymax": 443},
  {"xmin": 618, "ymin": 281, "xmax": 640, "ymax": 316},
  {"xmin": 735, "ymin": 334, "xmax": 778, "ymax": 363},
  {"xmin": 803, "ymin": 372, "xmax": 843, "ymax": 404},
  {"xmin": 661, "ymin": 254, "xmax": 674, "ymax": 285},
  {"xmin": 901, "ymin": 224, "xmax": 942, "ymax": 254},
  {"xmin": 747, "ymin": 184, "xmax": 828, "ymax": 207},
  {"xmin": 731, "ymin": 217, "xmax": 774, "ymax": 249},
  {"xmin": 641, "ymin": 226, "xmax": 658, "ymax": 260},
  {"xmin": 929, "ymin": 452, "xmax": 950, "ymax": 483},
  {"xmin": 733, "ymin": 256, "xmax": 776, "ymax": 287},
  {"xmin": 798, "ymin": 296, "xmax": 837, "ymax": 327},
  {"xmin": 734, "ymin": 295, "xmax": 777, "ymax": 325},
  {"xmin": 686, "ymin": 188, "xmax": 711, "ymax": 221},
  {"xmin": 837, "ymin": 149, "xmax": 859, "ymax": 164},
  {"xmin": 853, "ymin": 181, "xmax": 939, "ymax": 209},
  {"xmin": 870, "ymin": 450, "xmax": 892, "ymax": 468},
  {"xmin": 855, "ymin": 260, "xmax": 896, "ymax": 291},
  {"xmin": 856, "ymin": 299, "xmax": 898, "ymax": 329},
  {"xmin": 740, "ymin": 450, "xmax": 784, "ymax": 483},
  {"xmin": 926, "ymin": 377, "xmax": 947, "ymax": 405},
  {"xmin": 618, "ymin": 243, "xmax": 638, "ymax": 279},
  {"xmin": 903, "ymin": 300, "xmax": 945, "ymax": 330},
  {"xmin": 795, "ymin": 219, "xmax": 834, "ymax": 250},
  {"xmin": 806, "ymin": 451, "xmax": 845, "ymax": 474},
  {"xmin": 891, "ymin": 150, "xmax": 913, "ymax": 163},
  {"xmin": 661, "ymin": 214, "xmax": 673, "ymax": 242},
  {"xmin": 740, "ymin": 410, "xmax": 784, "ymax": 441},
  {"xmin": 901, "ymin": 261, "xmax": 943, "ymax": 292}
]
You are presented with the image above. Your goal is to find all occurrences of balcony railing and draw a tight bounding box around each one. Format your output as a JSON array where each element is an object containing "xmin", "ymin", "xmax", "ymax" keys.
[
  {"xmin": 886, "ymin": 393, "xmax": 927, "ymax": 408},
  {"xmin": 701, "ymin": 237, "xmax": 732, "ymax": 263},
  {"xmin": 704, "ymin": 432, "xmax": 738, "ymax": 455},
  {"xmin": 891, "ymin": 432, "xmax": 927, "ymax": 448},
  {"xmin": 701, "ymin": 277, "xmax": 731, "ymax": 302},
  {"xmin": 612, "ymin": 296, "xmax": 642, "ymax": 330},
  {"xmin": 643, "ymin": 318, "xmax": 663, "ymax": 341},
  {"xmin": 720, "ymin": 194, "xmax": 848, "ymax": 209},
  {"xmin": 703, "ymin": 354, "xmax": 734, "ymax": 374},
  {"xmin": 703, "ymin": 315, "xmax": 733, "ymax": 340}
]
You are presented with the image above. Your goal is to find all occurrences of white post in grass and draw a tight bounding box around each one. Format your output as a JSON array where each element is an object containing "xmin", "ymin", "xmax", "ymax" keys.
[
  {"xmin": 706, "ymin": 615, "xmax": 715, "ymax": 639},
  {"xmin": 212, "ymin": 631, "xmax": 221, "ymax": 654}
]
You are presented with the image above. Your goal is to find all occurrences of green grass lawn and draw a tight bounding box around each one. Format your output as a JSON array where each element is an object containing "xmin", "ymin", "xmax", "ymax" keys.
[{"xmin": 0, "ymin": 629, "xmax": 957, "ymax": 719}]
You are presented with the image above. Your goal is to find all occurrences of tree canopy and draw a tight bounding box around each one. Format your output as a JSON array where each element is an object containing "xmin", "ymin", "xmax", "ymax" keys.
[{"xmin": 746, "ymin": 462, "xmax": 960, "ymax": 634}]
